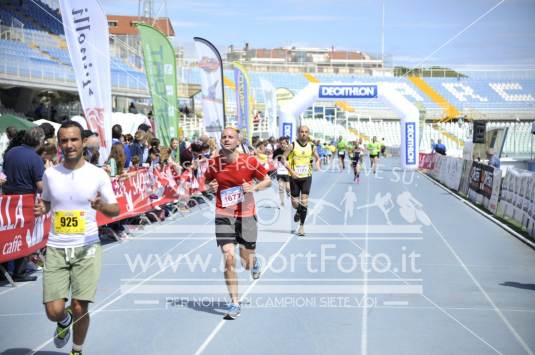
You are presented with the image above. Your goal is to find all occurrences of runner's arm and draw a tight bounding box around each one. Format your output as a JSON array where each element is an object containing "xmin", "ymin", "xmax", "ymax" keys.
[
  {"xmin": 254, "ymin": 174, "xmax": 272, "ymax": 192},
  {"xmin": 313, "ymin": 147, "xmax": 321, "ymax": 170},
  {"xmin": 93, "ymin": 173, "xmax": 120, "ymax": 218},
  {"xmin": 282, "ymin": 146, "xmax": 297, "ymax": 177},
  {"xmin": 204, "ymin": 163, "xmax": 219, "ymax": 193},
  {"xmin": 91, "ymin": 197, "xmax": 120, "ymax": 218}
]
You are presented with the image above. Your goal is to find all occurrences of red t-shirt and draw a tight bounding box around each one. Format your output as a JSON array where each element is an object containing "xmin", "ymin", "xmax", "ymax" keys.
[{"xmin": 204, "ymin": 154, "xmax": 267, "ymax": 217}]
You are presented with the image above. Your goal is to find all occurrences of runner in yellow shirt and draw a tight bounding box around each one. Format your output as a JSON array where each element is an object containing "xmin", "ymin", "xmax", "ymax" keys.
[
  {"xmin": 367, "ymin": 136, "xmax": 382, "ymax": 175},
  {"xmin": 284, "ymin": 125, "xmax": 321, "ymax": 236},
  {"xmin": 336, "ymin": 136, "xmax": 348, "ymax": 172}
]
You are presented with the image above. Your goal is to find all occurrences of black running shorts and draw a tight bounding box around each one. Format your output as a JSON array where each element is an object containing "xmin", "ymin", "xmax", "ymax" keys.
[
  {"xmin": 290, "ymin": 176, "xmax": 312, "ymax": 197},
  {"xmin": 351, "ymin": 154, "xmax": 361, "ymax": 167},
  {"xmin": 215, "ymin": 215, "xmax": 258, "ymax": 250}
]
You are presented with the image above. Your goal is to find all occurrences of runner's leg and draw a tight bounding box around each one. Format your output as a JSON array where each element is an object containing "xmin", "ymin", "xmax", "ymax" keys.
[
  {"xmin": 221, "ymin": 244, "xmax": 238, "ymax": 304},
  {"xmin": 71, "ymin": 299, "xmax": 90, "ymax": 347}
]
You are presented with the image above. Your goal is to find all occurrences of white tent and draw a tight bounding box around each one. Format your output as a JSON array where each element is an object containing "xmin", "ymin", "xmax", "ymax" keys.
[{"xmin": 71, "ymin": 113, "xmax": 152, "ymax": 136}]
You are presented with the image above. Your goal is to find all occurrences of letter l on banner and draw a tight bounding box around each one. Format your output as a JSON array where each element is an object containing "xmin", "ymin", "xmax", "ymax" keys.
[{"xmin": 60, "ymin": 0, "xmax": 112, "ymax": 162}]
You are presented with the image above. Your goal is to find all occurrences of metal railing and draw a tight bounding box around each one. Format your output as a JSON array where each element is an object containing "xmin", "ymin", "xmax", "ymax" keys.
[{"xmin": 0, "ymin": 58, "xmax": 150, "ymax": 97}]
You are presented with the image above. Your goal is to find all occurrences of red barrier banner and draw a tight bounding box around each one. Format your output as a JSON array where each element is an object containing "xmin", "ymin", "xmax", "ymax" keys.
[
  {"xmin": 0, "ymin": 194, "xmax": 52, "ymax": 263},
  {"xmin": 0, "ymin": 160, "xmax": 268, "ymax": 263},
  {"xmin": 0, "ymin": 166, "xmax": 189, "ymax": 263},
  {"xmin": 418, "ymin": 153, "xmax": 436, "ymax": 170},
  {"xmin": 97, "ymin": 166, "xmax": 182, "ymax": 225}
]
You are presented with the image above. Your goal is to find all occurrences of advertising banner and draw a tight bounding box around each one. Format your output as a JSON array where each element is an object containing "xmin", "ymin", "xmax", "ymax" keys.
[
  {"xmin": 137, "ymin": 24, "xmax": 179, "ymax": 146},
  {"xmin": 0, "ymin": 195, "xmax": 51, "ymax": 263},
  {"xmin": 193, "ymin": 37, "xmax": 225, "ymax": 139},
  {"xmin": 59, "ymin": 0, "xmax": 112, "ymax": 163}
]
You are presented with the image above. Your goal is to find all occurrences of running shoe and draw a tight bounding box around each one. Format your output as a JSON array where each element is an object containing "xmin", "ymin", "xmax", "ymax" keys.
[
  {"xmin": 70, "ymin": 351, "xmax": 82, "ymax": 355},
  {"xmin": 297, "ymin": 224, "xmax": 305, "ymax": 237},
  {"xmin": 53, "ymin": 308, "xmax": 72, "ymax": 348},
  {"xmin": 251, "ymin": 258, "xmax": 262, "ymax": 280},
  {"xmin": 224, "ymin": 303, "xmax": 241, "ymax": 319}
]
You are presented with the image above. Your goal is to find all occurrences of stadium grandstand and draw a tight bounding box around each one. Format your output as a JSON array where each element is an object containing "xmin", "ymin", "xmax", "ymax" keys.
[{"xmin": 1, "ymin": 0, "xmax": 534, "ymax": 164}]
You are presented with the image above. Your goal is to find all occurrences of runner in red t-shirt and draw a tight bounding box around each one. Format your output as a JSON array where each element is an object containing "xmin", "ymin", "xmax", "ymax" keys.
[{"xmin": 204, "ymin": 127, "xmax": 271, "ymax": 319}]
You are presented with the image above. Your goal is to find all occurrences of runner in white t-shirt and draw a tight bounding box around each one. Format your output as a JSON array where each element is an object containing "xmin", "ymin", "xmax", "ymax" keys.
[{"xmin": 34, "ymin": 120, "xmax": 119, "ymax": 355}]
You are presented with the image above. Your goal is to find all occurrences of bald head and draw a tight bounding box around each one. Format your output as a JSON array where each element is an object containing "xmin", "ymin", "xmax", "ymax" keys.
[
  {"xmin": 221, "ymin": 127, "xmax": 239, "ymax": 152},
  {"xmin": 297, "ymin": 125, "xmax": 310, "ymax": 142}
]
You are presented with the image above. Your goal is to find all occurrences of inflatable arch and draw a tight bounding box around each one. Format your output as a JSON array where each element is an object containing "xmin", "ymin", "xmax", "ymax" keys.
[{"xmin": 279, "ymin": 83, "xmax": 420, "ymax": 170}]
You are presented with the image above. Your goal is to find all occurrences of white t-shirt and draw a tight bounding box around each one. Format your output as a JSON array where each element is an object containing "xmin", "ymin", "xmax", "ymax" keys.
[
  {"xmin": 42, "ymin": 162, "xmax": 117, "ymax": 248},
  {"xmin": 276, "ymin": 160, "xmax": 289, "ymax": 175}
]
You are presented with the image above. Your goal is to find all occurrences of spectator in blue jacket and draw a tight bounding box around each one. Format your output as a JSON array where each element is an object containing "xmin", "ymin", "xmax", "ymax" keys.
[{"xmin": 111, "ymin": 124, "xmax": 131, "ymax": 168}]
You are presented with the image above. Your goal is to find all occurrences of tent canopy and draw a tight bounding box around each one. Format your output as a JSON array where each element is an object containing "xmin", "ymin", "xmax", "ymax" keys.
[{"xmin": 0, "ymin": 114, "xmax": 36, "ymax": 132}]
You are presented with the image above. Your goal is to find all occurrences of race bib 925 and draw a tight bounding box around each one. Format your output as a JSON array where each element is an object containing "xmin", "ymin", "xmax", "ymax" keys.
[{"xmin": 54, "ymin": 210, "xmax": 86, "ymax": 234}]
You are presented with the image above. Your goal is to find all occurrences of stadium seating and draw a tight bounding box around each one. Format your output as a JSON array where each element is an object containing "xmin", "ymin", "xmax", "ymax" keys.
[
  {"xmin": 0, "ymin": 0, "xmax": 533, "ymax": 158},
  {"xmin": 0, "ymin": 30, "xmax": 147, "ymax": 90},
  {"xmin": 2, "ymin": 0, "xmax": 62, "ymax": 35},
  {"xmin": 426, "ymin": 78, "xmax": 535, "ymax": 109}
]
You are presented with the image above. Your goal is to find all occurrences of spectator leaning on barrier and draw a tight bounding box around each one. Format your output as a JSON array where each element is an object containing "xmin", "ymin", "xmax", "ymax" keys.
[
  {"xmin": 487, "ymin": 148, "xmax": 501, "ymax": 169},
  {"xmin": 82, "ymin": 130, "xmax": 100, "ymax": 166},
  {"xmin": 130, "ymin": 130, "xmax": 147, "ymax": 167},
  {"xmin": 143, "ymin": 132, "xmax": 154, "ymax": 164},
  {"xmin": 3, "ymin": 126, "xmax": 45, "ymax": 195},
  {"xmin": 106, "ymin": 144, "xmax": 126, "ymax": 177},
  {"xmin": 137, "ymin": 123, "xmax": 150, "ymax": 133},
  {"xmin": 199, "ymin": 134, "xmax": 210, "ymax": 146},
  {"xmin": 40, "ymin": 122, "xmax": 56, "ymax": 147},
  {"xmin": 179, "ymin": 142, "xmax": 203, "ymax": 171},
  {"xmin": 150, "ymin": 137, "xmax": 160, "ymax": 150},
  {"xmin": 112, "ymin": 124, "xmax": 131, "ymax": 168},
  {"xmin": 169, "ymin": 137, "xmax": 180, "ymax": 164},
  {"xmin": 147, "ymin": 147, "xmax": 160, "ymax": 167},
  {"xmin": 160, "ymin": 147, "xmax": 171, "ymax": 164},
  {"xmin": 37, "ymin": 143, "xmax": 58, "ymax": 169},
  {"xmin": 433, "ymin": 139, "xmax": 447, "ymax": 156},
  {"xmin": 124, "ymin": 133, "xmax": 134, "ymax": 146},
  {"xmin": 1, "ymin": 126, "xmax": 45, "ymax": 282}
]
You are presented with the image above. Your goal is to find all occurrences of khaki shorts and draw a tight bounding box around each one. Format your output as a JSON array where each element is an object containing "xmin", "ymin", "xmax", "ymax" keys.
[{"xmin": 43, "ymin": 243, "xmax": 102, "ymax": 304}]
